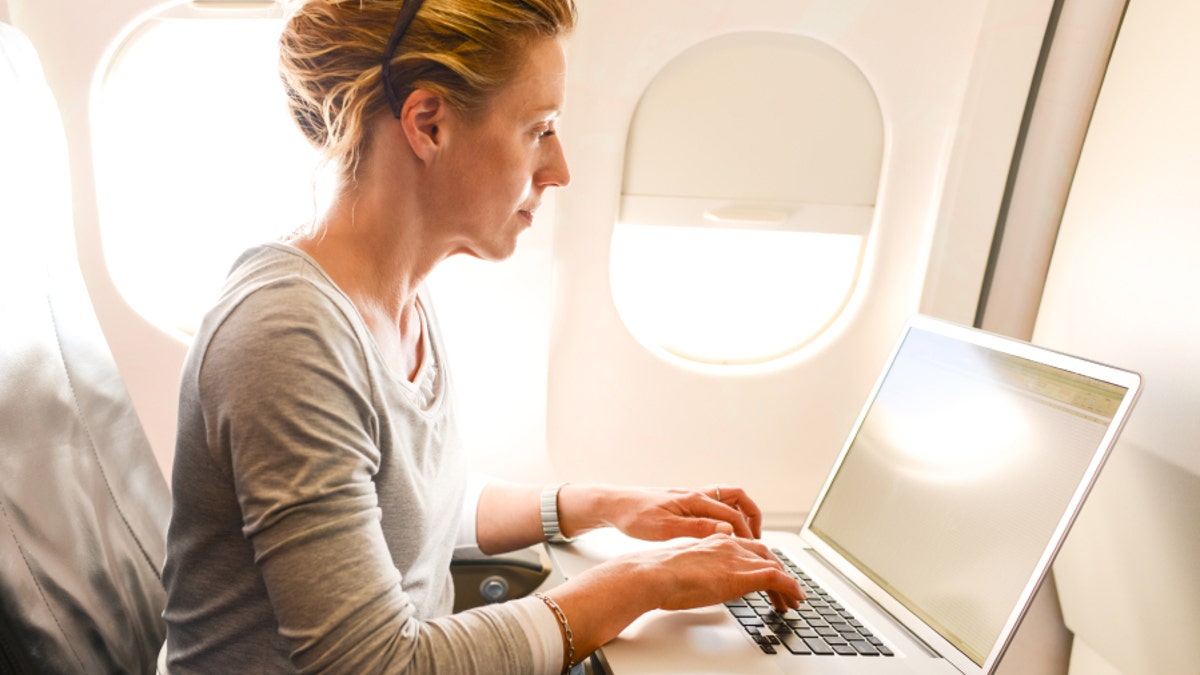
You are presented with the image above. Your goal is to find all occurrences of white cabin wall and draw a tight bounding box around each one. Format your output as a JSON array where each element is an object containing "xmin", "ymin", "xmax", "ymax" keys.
[
  {"xmin": 917, "ymin": 0, "xmax": 1071, "ymax": 325},
  {"xmin": 547, "ymin": 0, "xmax": 1054, "ymax": 525},
  {"xmin": 425, "ymin": 195, "xmax": 562, "ymax": 486},
  {"xmin": 979, "ymin": 0, "xmax": 1128, "ymax": 338},
  {"xmin": 1029, "ymin": 0, "xmax": 1200, "ymax": 672}
]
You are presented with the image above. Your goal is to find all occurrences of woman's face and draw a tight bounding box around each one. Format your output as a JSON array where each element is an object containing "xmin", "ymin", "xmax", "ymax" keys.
[{"xmin": 432, "ymin": 36, "xmax": 571, "ymax": 261}]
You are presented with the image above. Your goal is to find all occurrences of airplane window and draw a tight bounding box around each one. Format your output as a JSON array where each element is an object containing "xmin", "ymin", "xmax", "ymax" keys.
[
  {"xmin": 611, "ymin": 33, "xmax": 882, "ymax": 365},
  {"xmin": 94, "ymin": 9, "xmax": 326, "ymax": 337},
  {"xmin": 611, "ymin": 224, "xmax": 863, "ymax": 364}
]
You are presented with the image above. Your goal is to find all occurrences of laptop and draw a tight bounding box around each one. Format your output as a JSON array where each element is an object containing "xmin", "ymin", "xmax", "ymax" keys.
[{"xmin": 547, "ymin": 316, "xmax": 1141, "ymax": 675}]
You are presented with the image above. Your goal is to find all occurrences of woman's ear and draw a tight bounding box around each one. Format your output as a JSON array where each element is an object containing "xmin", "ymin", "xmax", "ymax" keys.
[{"xmin": 399, "ymin": 89, "xmax": 445, "ymax": 163}]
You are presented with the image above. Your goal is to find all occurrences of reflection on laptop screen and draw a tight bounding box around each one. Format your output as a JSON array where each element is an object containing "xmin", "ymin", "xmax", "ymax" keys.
[{"xmin": 809, "ymin": 326, "xmax": 1128, "ymax": 665}]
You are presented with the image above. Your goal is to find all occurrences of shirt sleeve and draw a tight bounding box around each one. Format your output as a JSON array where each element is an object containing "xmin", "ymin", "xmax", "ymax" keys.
[
  {"xmin": 200, "ymin": 281, "xmax": 542, "ymax": 674},
  {"xmin": 455, "ymin": 472, "xmax": 491, "ymax": 558},
  {"xmin": 511, "ymin": 596, "xmax": 566, "ymax": 675}
]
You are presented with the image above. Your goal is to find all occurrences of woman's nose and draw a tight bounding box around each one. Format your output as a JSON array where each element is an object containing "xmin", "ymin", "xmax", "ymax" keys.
[{"xmin": 537, "ymin": 137, "xmax": 571, "ymax": 188}]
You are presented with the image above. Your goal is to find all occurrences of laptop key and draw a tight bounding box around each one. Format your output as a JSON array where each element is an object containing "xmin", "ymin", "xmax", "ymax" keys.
[
  {"xmin": 768, "ymin": 623, "xmax": 791, "ymax": 635},
  {"xmin": 850, "ymin": 639, "xmax": 880, "ymax": 656},
  {"xmin": 803, "ymin": 637, "xmax": 835, "ymax": 655},
  {"xmin": 832, "ymin": 643, "xmax": 859, "ymax": 656},
  {"xmin": 777, "ymin": 633, "xmax": 813, "ymax": 655}
]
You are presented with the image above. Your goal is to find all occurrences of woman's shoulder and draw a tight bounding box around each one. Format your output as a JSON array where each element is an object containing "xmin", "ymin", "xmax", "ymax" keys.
[
  {"xmin": 225, "ymin": 242, "xmax": 337, "ymax": 295},
  {"xmin": 188, "ymin": 243, "xmax": 366, "ymax": 369},
  {"xmin": 212, "ymin": 242, "xmax": 355, "ymax": 325}
]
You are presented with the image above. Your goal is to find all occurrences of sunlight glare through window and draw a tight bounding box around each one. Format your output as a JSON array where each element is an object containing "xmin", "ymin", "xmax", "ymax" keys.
[
  {"xmin": 95, "ymin": 16, "xmax": 326, "ymax": 337},
  {"xmin": 610, "ymin": 224, "xmax": 863, "ymax": 365}
]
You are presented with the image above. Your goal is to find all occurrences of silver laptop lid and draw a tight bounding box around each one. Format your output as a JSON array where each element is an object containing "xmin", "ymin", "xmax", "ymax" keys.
[{"xmin": 799, "ymin": 316, "xmax": 1141, "ymax": 674}]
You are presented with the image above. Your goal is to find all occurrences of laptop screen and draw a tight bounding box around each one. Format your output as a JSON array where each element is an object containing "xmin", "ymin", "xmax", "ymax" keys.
[{"xmin": 808, "ymin": 324, "xmax": 1130, "ymax": 666}]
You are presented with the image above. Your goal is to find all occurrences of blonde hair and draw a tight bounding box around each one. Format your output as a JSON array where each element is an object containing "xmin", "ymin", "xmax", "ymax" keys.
[{"xmin": 279, "ymin": 0, "xmax": 577, "ymax": 181}]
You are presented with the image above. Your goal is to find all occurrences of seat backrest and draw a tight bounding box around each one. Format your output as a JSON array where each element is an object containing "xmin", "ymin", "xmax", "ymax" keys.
[{"xmin": 0, "ymin": 22, "xmax": 171, "ymax": 674}]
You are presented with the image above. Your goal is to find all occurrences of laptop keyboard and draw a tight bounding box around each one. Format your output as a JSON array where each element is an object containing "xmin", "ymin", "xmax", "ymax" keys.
[{"xmin": 723, "ymin": 549, "xmax": 895, "ymax": 657}]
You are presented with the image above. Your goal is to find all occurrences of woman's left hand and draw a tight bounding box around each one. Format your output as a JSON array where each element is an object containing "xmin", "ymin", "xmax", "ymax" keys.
[{"xmin": 560, "ymin": 484, "xmax": 764, "ymax": 541}]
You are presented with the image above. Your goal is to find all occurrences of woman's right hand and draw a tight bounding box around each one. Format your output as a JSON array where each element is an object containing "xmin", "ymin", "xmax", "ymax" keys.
[
  {"xmin": 542, "ymin": 534, "xmax": 804, "ymax": 670},
  {"xmin": 616, "ymin": 534, "xmax": 805, "ymax": 613}
]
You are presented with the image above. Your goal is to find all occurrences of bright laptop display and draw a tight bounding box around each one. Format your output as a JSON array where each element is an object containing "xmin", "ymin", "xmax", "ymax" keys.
[
  {"xmin": 548, "ymin": 316, "xmax": 1141, "ymax": 675},
  {"xmin": 800, "ymin": 316, "xmax": 1139, "ymax": 673}
]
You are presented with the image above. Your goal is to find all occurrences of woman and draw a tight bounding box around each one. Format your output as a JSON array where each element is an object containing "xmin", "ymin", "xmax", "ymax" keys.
[{"xmin": 161, "ymin": 0, "xmax": 803, "ymax": 672}]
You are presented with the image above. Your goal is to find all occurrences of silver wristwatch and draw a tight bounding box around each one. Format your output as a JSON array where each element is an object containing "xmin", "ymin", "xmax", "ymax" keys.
[{"xmin": 540, "ymin": 482, "xmax": 572, "ymax": 544}]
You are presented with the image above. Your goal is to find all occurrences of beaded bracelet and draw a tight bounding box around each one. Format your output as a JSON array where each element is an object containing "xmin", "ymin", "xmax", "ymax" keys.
[{"xmin": 534, "ymin": 592, "xmax": 576, "ymax": 674}]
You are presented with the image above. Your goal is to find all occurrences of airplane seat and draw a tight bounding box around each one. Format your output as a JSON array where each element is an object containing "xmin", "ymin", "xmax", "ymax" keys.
[{"xmin": 0, "ymin": 21, "xmax": 171, "ymax": 674}]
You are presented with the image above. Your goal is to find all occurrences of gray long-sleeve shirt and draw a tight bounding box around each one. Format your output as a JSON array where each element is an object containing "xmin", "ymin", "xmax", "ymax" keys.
[{"xmin": 162, "ymin": 243, "xmax": 545, "ymax": 673}]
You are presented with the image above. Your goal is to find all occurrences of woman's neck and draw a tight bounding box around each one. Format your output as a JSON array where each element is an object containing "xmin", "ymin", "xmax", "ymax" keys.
[{"xmin": 288, "ymin": 183, "xmax": 440, "ymax": 381}]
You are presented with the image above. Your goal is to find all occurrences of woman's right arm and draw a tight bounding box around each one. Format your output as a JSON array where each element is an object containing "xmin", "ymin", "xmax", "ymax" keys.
[
  {"xmin": 197, "ymin": 283, "xmax": 543, "ymax": 674},
  {"xmin": 540, "ymin": 535, "xmax": 804, "ymax": 671}
]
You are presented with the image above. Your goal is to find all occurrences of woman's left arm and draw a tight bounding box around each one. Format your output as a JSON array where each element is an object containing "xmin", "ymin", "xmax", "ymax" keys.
[{"xmin": 475, "ymin": 481, "xmax": 762, "ymax": 556}]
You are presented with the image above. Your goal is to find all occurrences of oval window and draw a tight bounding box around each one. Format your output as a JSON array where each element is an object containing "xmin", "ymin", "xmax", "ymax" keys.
[
  {"xmin": 610, "ymin": 32, "xmax": 884, "ymax": 365},
  {"xmin": 94, "ymin": 5, "xmax": 324, "ymax": 337}
]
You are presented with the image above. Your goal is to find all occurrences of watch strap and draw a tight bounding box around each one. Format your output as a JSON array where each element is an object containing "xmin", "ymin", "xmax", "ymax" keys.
[{"xmin": 540, "ymin": 482, "xmax": 572, "ymax": 544}]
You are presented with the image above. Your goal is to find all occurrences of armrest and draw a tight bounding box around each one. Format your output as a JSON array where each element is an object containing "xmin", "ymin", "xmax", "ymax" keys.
[{"xmin": 449, "ymin": 546, "xmax": 552, "ymax": 612}]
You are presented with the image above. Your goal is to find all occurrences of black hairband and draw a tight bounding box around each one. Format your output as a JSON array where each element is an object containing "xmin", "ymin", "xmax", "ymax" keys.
[{"xmin": 381, "ymin": 0, "xmax": 427, "ymax": 118}]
